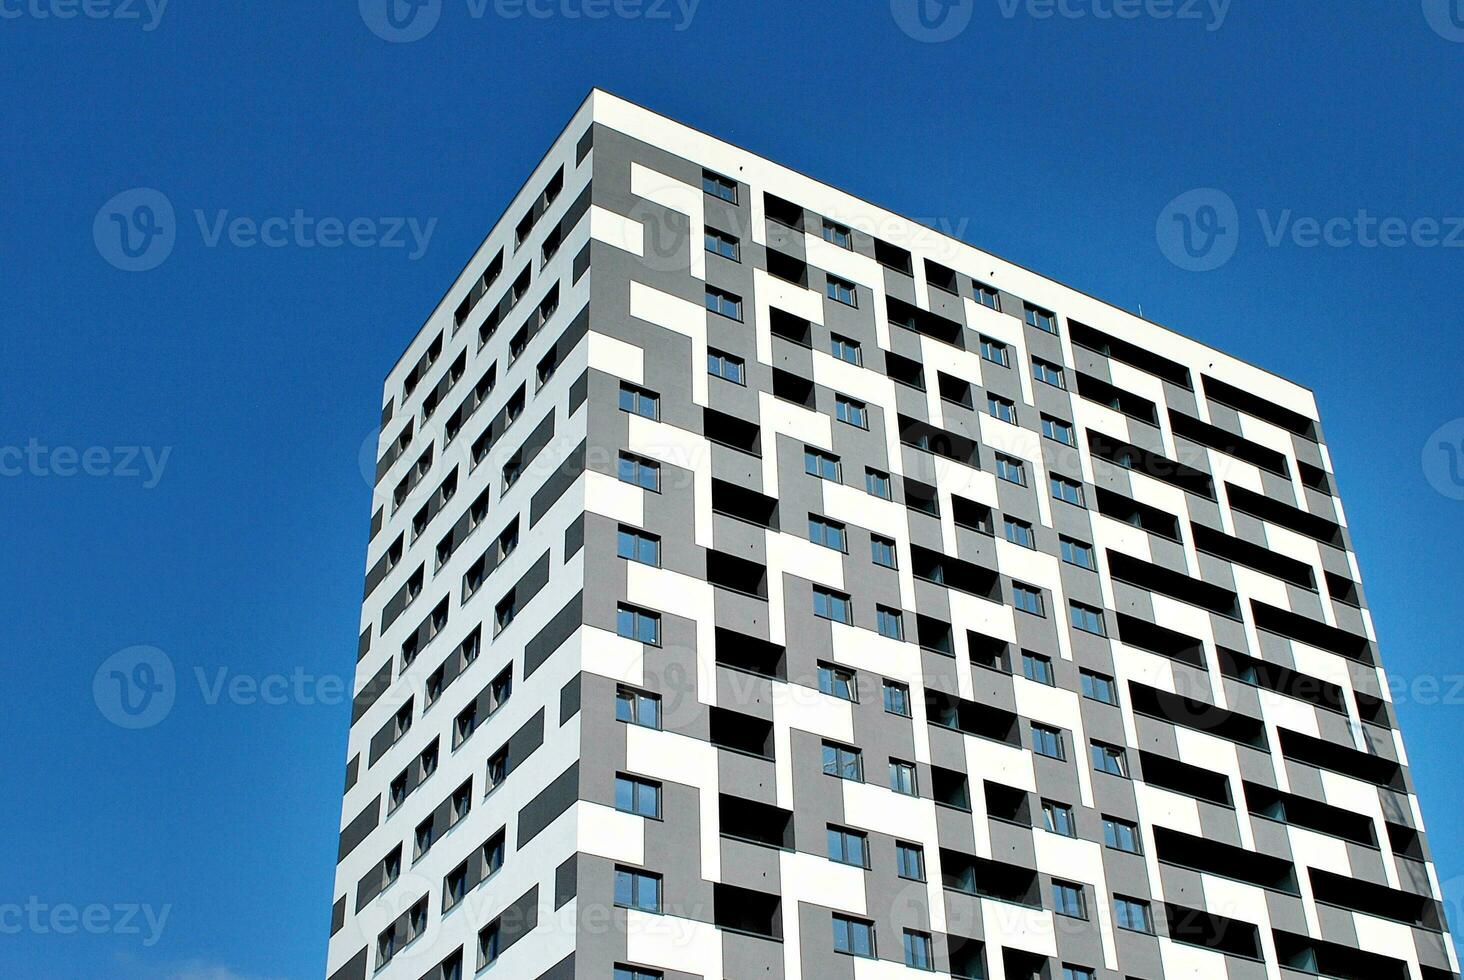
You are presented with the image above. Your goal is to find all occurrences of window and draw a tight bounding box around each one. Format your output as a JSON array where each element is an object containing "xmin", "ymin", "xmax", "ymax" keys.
[
  {"xmin": 870, "ymin": 535, "xmax": 897, "ymax": 568},
  {"xmin": 707, "ymin": 349, "xmax": 745, "ymax": 383},
  {"xmin": 506, "ymin": 319, "xmax": 535, "ymax": 363},
  {"xmin": 382, "ymin": 847, "xmax": 402, "ymax": 888},
  {"xmin": 1013, "ymin": 583, "xmax": 1045, "ymax": 616},
  {"xmin": 485, "ymin": 748, "xmax": 507, "ymax": 793},
  {"xmin": 883, "ymin": 680, "xmax": 912, "ymax": 717},
  {"xmin": 826, "ymin": 275, "xmax": 858, "ymax": 306},
  {"xmin": 904, "ymin": 930, "xmax": 935, "ymax": 971},
  {"xmin": 442, "ymin": 861, "xmax": 465, "ymax": 908},
  {"xmin": 1061, "ymin": 536, "xmax": 1097, "ymax": 570},
  {"xmin": 1063, "ymin": 966, "xmax": 1096, "ymax": 980},
  {"xmin": 454, "ymin": 701, "xmax": 478, "ymax": 747},
  {"xmin": 1043, "ymin": 800, "xmax": 1077, "ymax": 837},
  {"xmin": 705, "ymin": 285, "xmax": 743, "ymax": 320},
  {"xmin": 615, "ymin": 686, "xmax": 661, "ymax": 729},
  {"xmin": 1081, "ymin": 670, "xmax": 1118, "ymax": 705},
  {"xmin": 1103, "ymin": 816, "xmax": 1142, "ymax": 854},
  {"xmin": 1021, "ymin": 651, "xmax": 1055, "ymax": 686},
  {"xmin": 617, "ymin": 526, "xmax": 661, "ymax": 566},
  {"xmin": 804, "ymin": 447, "xmax": 841, "ymax": 481},
  {"xmin": 832, "ymin": 915, "xmax": 876, "ymax": 958},
  {"xmin": 822, "ymin": 742, "xmax": 863, "ymax": 781},
  {"xmin": 614, "ymin": 867, "xmax": 662, "ymax": 913},
  {"xmin": 704, "ymin": 227, "xmax": 740, "ymax": 260},
  {"xmin": 995, "ymin": 454, "xmax": 1027, "ymax": 486},
  {"xmin": 488, "ymin": 667, "xmax": 511, "ymax": 712},
  {"xmin": 617, "ymin": 452, "xmax": 660, "ymax": 491},
  {"xmin": 1032, "ymin": 357, "xmax": 1066, "ymax": 388},
  {"xmin": 865, "ymin": 467, "xmax": 891, "ymax": 499},
  {"xmin": 536, "ymin": 348, "xmax": 559, "ymax": 389},
  {"xmin": 987, "ymin": 394, "xmax": 1018, "ymax": 424},
  {"xmin": 614, "ymin": 969, "xmax": 662, "ymax": 980},
  {"xmin": 813, "ymin": 588, "xmax": 852, "ymax": 624},
  {"xmin": 616, "ymin": 604, "xmax": 662, "ymax": 645},
  {"xmin": 494, "ymin": 589, "xmax": 518, "ymax": 633},
  {"xmin": 481, "ymin": 830, "xmax": 505, "ymax": 879},
  {"xmin": 802, "ymin": 516, "xmax": 847, "ymax": 554},
  {"xmin": 1032, "ymin": 723, "xmax": 1065, "ymax": 760},
  {"xmin": 497, "ymin": 519, "xmax": 519, "ymax": 561},
  {"xmin": 918, "ymin": 617, "xmax": 953, "ymax": 655},
  {"xmin": 1115, "ymin": 896, "xmax": 1155, "ymax": 934},
  {"xmin": 499, "ymin": 453, "xmax": 523, "ymax": 491},
  {"xmin": 888, "ymin": 759, "xmax": 917, "ymax": 796},
  {"xmin": 817, "ymin": 662, "xmax": 857, "ymax": 701},
  {"xmin": 450, "ymin": 780, "xmax": 472, "ymax": 824},
  {"xmin": 414, "ymin": 817, "xmax": 435, "ymax": 859},
  {"xmin": 835, "ymin": 395, "xmax": 868, "ymax": 428},
  {"xmin": 1042, "ymin": 415, "xmax": 1076, "ymax": 446},
  {"xmin": 1069, "ymin": 602, "xmax": 1106, "ymax": 636},
  {"xmin": 1003, "ymin": 517, "xmax": 1036, "ymax": 549},
  {"xmin": 822, "ymin": 220, "xmax": 853, "ymax": 249},
  {"xmin": 829, "ymin": 333, "xmax": 861, "ymax": 364},
  {"xmin": 979, "ymin": 335, "xmax": 1010, "ymax": 367},
  {"xmin": 827, "ymin": 826, "xmax": 869, "ymax": 868},
  {"xmin": 1053, "ymin": 880, "xmax": 1088, "ymax": 918},
  {"xmin": 895, "ymin": 842, "xmax": 925, "ymax": 880},
  {"xmin": 391, "ymin": 700, "xmax": 414, "ymax": 745},
  {"xmin": 615, "ymin": 775, "xmax": 661, "ymax": 818},
  {"xmin": 975, "ymin": 282, "xmax": 1000, "ymax": 309},
  {"xmin": 702, "ymin": 169, "xmax": 737, "ymax": 202},
  {"xmin": 618, "ymin": 383, "xmax": 660, "ymax": 420},
  {"xmin": 1091, "ymin": 741, "xmax": 1128, "ymax": 776},
  {"xmin": 1025, "ymin": 302, "xmax": 1058, "ymax": 333},
  {"xmin": 876, "ymin": 605, "xmax": 904, "ymax": 640},
  {"xmin": 1051, "ymin": 475, "xmax": 1086, "ymax": 506},
  {"xmin": 477, "ymin": 922, "xmax": 501, "ymax": 968}
]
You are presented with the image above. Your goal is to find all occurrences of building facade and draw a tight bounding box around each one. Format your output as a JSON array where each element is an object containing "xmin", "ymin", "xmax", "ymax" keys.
[{"xmin": 326, "ymin": 89, "xmax": 1459, "ymax": 980}]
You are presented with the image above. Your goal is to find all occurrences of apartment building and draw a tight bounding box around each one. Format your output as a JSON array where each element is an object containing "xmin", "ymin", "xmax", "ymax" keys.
[{"xmin": 325, "ymin": 89, "xmax": 1460, "ymax": 980}]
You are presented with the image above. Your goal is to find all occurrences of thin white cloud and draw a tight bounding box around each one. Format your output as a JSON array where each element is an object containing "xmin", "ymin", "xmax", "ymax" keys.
[{"xmin": 166, "ymin": 962, "xmax": 284, "ymax": 980}]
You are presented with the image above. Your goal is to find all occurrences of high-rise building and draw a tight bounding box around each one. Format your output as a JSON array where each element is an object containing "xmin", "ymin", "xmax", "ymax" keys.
[{"xmin": 326, "ymin": 89, "xmax": 1459, "ymax": 980}]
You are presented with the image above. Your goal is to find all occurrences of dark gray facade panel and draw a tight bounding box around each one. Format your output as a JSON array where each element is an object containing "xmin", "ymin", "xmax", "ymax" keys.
[{"xmin": 517, "ymin": 762, "xmax": 579, "ymax": 846}]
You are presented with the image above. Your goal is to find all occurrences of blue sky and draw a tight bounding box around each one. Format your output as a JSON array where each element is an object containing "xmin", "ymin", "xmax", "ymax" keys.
[{"xmin": 2, "ymin": 3, "xmax": 1462, "ymax": 977}]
